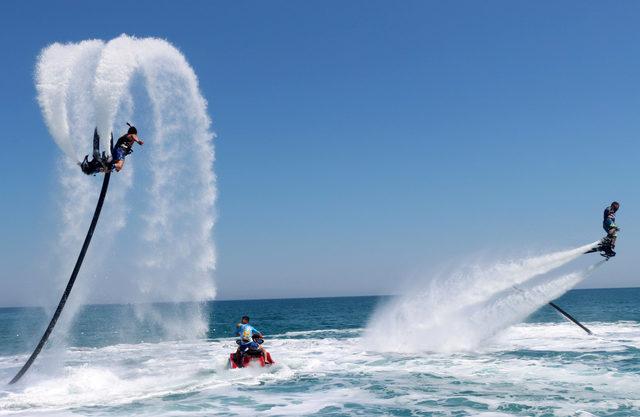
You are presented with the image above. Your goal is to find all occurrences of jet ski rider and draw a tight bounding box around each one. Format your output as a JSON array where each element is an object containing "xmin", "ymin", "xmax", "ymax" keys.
[{"xmin": 234, "ymin": 316, "xmax": 271, "ymax": 367}]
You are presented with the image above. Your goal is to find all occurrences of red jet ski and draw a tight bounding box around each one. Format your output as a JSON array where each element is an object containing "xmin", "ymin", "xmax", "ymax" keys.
[{"xmin": 228, "ymin": 351, "xmax": 275, "ymax": 368}]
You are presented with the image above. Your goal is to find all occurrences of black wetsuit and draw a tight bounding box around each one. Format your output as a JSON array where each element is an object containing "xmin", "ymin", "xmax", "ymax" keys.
[{"xmin": 113, "ymin": 134, "xmax": 135, "ymax": 162}]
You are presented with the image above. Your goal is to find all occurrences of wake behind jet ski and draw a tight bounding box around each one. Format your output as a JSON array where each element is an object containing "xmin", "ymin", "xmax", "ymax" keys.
[
  {"xmin": 585, "ymin": 201, "xmax": 620, "ymax": 260},
  {"xmin": 80, "ymin": 124, "xmax": 143, "ymax": 175}
]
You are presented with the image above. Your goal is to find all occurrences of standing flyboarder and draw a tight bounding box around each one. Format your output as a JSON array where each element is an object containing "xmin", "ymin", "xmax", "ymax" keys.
[{"xmin": 602, "ymin": 201, "xmax": 620, "ymax": 257}]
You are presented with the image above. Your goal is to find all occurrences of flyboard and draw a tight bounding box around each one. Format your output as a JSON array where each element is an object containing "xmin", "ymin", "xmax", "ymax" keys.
[
  {"xmin": 584, "ymin": 236, "xmax": 616, "ymax": 260},
  {"xmin": 9, "ymin": 133, "xmax": 112, "ymax": 384}
]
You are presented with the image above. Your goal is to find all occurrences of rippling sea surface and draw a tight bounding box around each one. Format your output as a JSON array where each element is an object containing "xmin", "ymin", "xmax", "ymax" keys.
[{"xmin": 1, "ymin": 288, "xmax": 639, "ymax": 416}]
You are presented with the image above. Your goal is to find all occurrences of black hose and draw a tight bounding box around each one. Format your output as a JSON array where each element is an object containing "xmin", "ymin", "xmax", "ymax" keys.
[
  {"xmin": 9, "ymin": 172, "xmax": 111, "ymax": 384},
  {"xmin": 548, "ymin": 301, "xmax": 593, "ymax": 335},
  {"xmin": 513, "ymin": 285, "xmax": 593, "ymax": 336}
]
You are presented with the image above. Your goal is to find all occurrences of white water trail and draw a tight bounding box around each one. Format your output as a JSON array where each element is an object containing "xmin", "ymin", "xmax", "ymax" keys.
[
  {"xmin": 454, "ymin": 261, "xmax": 605, "ymax": 349},
  {"xmin": 35, "ymin": 35, "xmax": 216, "ymax": 342},
  {"xmin": 365, "ymin": 242, "xmax": 600, "ymax": 353}
]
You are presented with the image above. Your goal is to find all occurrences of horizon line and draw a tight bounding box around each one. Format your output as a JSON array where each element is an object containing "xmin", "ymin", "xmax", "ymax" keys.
[{"xmin": 0, "ymin": 286, "xmax": 638, "ymax": 310}]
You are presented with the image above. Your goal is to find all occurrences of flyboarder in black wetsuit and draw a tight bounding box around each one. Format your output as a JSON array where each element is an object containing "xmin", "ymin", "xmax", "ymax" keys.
[
  {"xmin": 111, "ymin": 123, "xmax": 144, "ymax": 172},
  {"xmin": 80, "ymin": 123, "xmax": 143, "ymax": 175}
]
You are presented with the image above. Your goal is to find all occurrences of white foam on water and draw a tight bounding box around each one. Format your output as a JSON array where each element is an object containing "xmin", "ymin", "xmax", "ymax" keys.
[
  {"xmin": 364, "ymin": 243, "xmax": 600, "ymax": 352},
  {"xmin": 34, "ymin": 35, "xmax": 216, "ymax": 341},
  {"xmin": 1, "ymin": 322, "xmax": 639, "ymax": 416}
]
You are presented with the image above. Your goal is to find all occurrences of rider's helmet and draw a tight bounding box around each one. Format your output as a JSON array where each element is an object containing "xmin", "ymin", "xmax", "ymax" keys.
[{"xmin": 611, "ymin": 201, "xmax": 620, "ymax": 211}]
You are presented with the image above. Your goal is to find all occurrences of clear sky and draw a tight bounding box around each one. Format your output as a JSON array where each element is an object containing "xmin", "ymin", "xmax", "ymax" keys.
[{"xmin": 0, "ymin": 1, "xmax": 638, "ymax": 306}]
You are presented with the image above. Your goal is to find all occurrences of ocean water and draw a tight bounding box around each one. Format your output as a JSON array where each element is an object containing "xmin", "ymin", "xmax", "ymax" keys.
[{"xmin": 0, "ymin": 289, "xmax": 639, "ymax": 416}]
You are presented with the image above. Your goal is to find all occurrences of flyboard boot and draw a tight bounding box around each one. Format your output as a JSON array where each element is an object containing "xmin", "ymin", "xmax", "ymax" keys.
[
  {"xmin": 585, "ymin": 232, "xmax": 618, "ymax": 260},
  {"xmin": 80, "ymin": 128, "xmax": 114, "ymax": 175}
]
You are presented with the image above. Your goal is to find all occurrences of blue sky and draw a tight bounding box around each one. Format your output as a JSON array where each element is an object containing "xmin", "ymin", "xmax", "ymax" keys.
[{"xmin": 0, "ymin": 1, "xmax": 638, "ymax": 306}]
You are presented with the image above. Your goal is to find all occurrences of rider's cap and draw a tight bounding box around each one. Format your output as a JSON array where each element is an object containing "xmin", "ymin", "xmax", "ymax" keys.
[
  {"xmin": 612, "ymin": 201, "xmax": 620, "ymax": 209},
  {"xmin": 242, "ymin": 315, "xmax": 250, "ymax": 322}
]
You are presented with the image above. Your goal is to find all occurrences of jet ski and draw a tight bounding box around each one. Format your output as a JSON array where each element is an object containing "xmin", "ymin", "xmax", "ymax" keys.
[
  {"xmin": 80, "ymin": 128, "xmax": 113, "ymax": 175},
  {"xmin": 228, "ymin": 351, "xmax": 275, "ymax": 369},
  {"xmin": 228, "ymin": 338, "xmax": 275, "ymax": 369}
]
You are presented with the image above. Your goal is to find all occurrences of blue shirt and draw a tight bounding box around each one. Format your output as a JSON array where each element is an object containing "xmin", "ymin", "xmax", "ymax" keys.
[{"xmin": 236, "ymin": 323, "xmax": 261, "ymax": 341}]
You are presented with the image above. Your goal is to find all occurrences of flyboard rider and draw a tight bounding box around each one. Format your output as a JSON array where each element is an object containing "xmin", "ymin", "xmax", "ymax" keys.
[
  {"xmin": 601, "ymin": 201, "xmax": 620, "ymax": 257},
  {"xmin": 112, "ymin": 123, "xmax": 144, "ymax": 172},
  {"xmin": 80, "ymin": 123, "xmax": 144, "ymax": 175}
]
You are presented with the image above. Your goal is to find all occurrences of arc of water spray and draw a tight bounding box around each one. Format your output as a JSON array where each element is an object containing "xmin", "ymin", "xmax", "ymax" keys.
[
  {"xmin": 35, "ymin": 34, "xmax": 216, "ymax": 343},
  {"xmin": 17, "ymin": 35, "xmax": 218, "ymax": 384}
]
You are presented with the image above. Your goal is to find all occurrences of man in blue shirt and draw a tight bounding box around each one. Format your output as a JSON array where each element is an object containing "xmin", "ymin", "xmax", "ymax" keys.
[
  {"xmin": 233, "ymin": 316, "xmax": 271, "ymax": 368},
  {"xmin": 236, "ymin": 315, "xmax": 262, "ymax": 341}
]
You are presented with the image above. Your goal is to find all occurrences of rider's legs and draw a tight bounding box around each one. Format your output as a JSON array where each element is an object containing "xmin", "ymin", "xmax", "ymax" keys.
[
  {"xmin": 114, "ymin": 159, "xmax": 125, "ymax": 172},
  {"xmin": 234, "ymin": 347, "xmax": 245, "ymax": 368},
  {"xmin": 607, "ymin": 228, "xmax": 618, "ymax": 249},
  {"xmin": 112, "ymin": 147, "xmax": 126, "ymax": 172}
]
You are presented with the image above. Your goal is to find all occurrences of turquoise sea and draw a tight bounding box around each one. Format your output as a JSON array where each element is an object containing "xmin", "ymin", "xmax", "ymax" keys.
[{"xmin": 0, "ymin": 288, "xmax": 639, "ymax": 416}]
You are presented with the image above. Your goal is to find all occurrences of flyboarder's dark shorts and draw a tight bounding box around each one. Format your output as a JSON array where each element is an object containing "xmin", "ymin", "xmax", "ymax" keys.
[{"xmin": 113, "ymin": 147, "xmax": 126, "ymax": 162}]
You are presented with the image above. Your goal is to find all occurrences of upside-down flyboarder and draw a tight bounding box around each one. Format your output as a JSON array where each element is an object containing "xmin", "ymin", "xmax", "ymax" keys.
[
  {"xmin": 10, "ymin": 125, "xmax": 131, "ymax": 384},
  {"xmin": 80, "ymin": 123, "xmax": 144, "ymax": 175},
  {"xmin": 586, "ymin": 201, "xmax": 620, "ymax": 259}
]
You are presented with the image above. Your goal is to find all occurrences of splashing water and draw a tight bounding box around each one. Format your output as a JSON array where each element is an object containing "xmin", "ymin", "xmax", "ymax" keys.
[
  {"xmin": 35, "ymin": 35, "xmax": 216, "ymax": 341},
  {"xmin": 453, "ymin": 260, "xmax": 605, "ymax": 348},
  {"xmin": 365, "ymin": 243, "xmax": 600, "ymax": 352}
]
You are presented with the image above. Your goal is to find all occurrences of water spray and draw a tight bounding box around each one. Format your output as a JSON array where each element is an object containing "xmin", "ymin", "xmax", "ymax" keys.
[
  {"xmin": 11, "ymin": 35, "xmax": 217, "ymax": 382},
  {"xmin": 366, "ymin": 243, "xmax": 603, "ymax": 353}
]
